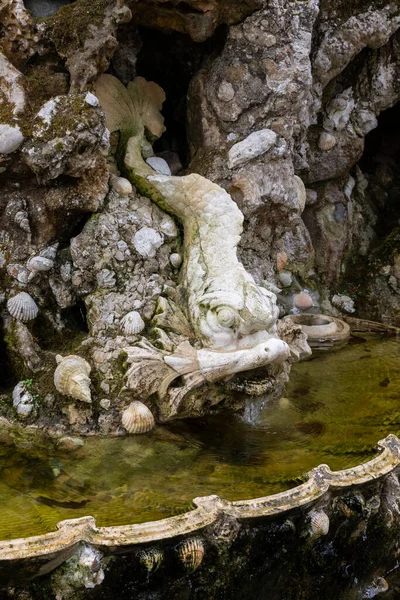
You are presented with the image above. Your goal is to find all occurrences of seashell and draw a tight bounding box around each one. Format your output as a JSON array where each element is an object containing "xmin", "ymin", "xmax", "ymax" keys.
[
  {"xmin": 14, "ymin": 210, "xmax": 30, "ymax": 233},
  {"xmin": 122, "ymin": 401, "xmax": 155, "ymax": 434},
  {"xmin": 121, "ymin": 311, "xmax": 145, "ymax": 335},
  {"xmin": 138, "ymin": 548, "xmax": 164, "ymax": 573},
  {"xmin": 146, "ymin": 156, "xmax": 171, "ymax": 176},
  {"xmin": 362, "ymin": 577, "xmax": 388, "ymax": 599},
  {"xmin": 110, "ymin": 175, "xmax": 132, "ymax": 195},
  {"xmin": 97, "ymin": 268, "xmax": 116, "ymax": 289},
  {"xmin": 170, "ymin": 253, "xmax": 182, "ymax": 268},
  {"xmin": 27, "ymin": 256, "xmax": 54, "ymax": 273},
  {"xmin": 133, "ymin": 227, "xmax": 164, "ymax": 258},
  {"xmin": 7, "ymin": 292, "xmax": 39, "ymax": 322},
  {"xmin": 308, "ymin": 509, "xmax": 329, "ymax": 538},
  {"xmin": 40, "ymin": 243, "xmax": 58, "ymax": 261},
  {"xmin": 159, "ymin": 215, "xmax": 177, "ymax": 238},
  {"xmin": 318, "ymin": 132, "xmax": 336, "ymax": 151},
  {"xmin": 176, "ymin": 537, "xmax": 204, "ymax": 572},
  {"xmin": 54, "ymin": 354, "xmax": 92, "ymax": 403},
  {"xmin": 294, "ymin": 291, "xmax": 313, "ymax": 310}
]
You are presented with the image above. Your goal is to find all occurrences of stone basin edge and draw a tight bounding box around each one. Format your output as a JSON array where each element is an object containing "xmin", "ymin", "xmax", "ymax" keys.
[{"xmin": 1, "ymin": 433, "xmax": 399, "ymax": 562}]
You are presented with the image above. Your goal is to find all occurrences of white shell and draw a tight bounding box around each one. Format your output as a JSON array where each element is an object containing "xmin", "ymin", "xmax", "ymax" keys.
[
  {"xmin": 110, "ymin": 175, "xmax": 132, "ymax": 195},
  {"xmin": 27, "ymin": 256, "xmax": 54, "ymax": 272},
  {"xmin": 133, "ymin": 227, "xmax": 163, "ymax": 258},
  {"xmin": 170, "ymin": 253, "xmax": 182, "ymax": 268},
  {"xmin": 54, "ymin": 354, "xmax": 92, "ymax": 403},
  {"xmin": 12, "ymin": 381, "xmax": 34, "ymax": 418},
  {"xmin": 121, "ymin": 311, "xmax": 145, "ymax": 335},
  {"xmin": 176, "ymin": 537, "xmax": 204, "ymax": 572},
  {"xmin": 121, "ymin": 401, "xmax": 155, "ymax": 434},
  {"xmin": 146, "ymin": 156, "xmax": 171, "ymax": 176},
  {"xmin": 318, "ymin": 132, "xmax": 336, "ymax": 151},
  {"xmin": 309, "ymin": 509, "xmax": 329, "ymax": 538},
  {"xmin": 7, "ymin": 292, "xmax": 39, "ymax": 322},
  {"xmin": 138, "ymin": 548, "xmax": 164, "ymax": 573}
]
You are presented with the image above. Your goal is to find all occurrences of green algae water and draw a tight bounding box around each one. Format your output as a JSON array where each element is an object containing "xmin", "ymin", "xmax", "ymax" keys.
[{"xmin": 0, "ymin": 333, "xmax": 399, "ymax": 541}]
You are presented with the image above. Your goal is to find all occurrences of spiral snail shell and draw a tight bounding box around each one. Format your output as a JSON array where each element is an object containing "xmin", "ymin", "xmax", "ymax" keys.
[{"xmin": 54, "ymin": 354, "xmax": 92, "ymax": 403}]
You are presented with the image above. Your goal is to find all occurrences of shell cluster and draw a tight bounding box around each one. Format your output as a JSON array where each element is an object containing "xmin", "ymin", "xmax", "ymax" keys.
[
  {"xmin": 176, "ymin": 537, "xmax": 204, "ymax": 572},
  {"xmin": 7, "ymin": 292, "xmax": 39, "ymax": 322},
  {"xmin": 54, "ymin": 354, "xmax": 92, "ymax": 403},
  {"xmin": 121, "ymin": 311, "xmax": 145, "ymax": 335},
  {"xmin": 138, "ymin": 548, "xmax": 164, "ymax": 573},
  {"xmin": 121, "ymin": 401, "xmax": 155, "ymax": 434},
  {"xmin": 308, "ymin": 509, "xmax": 330, "ymax": 538}
]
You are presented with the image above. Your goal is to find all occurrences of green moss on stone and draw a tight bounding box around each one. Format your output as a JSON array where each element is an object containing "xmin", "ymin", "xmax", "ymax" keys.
[{"xmin": 42, "ymin": 0, "xmax": 110, "ymax": 55}]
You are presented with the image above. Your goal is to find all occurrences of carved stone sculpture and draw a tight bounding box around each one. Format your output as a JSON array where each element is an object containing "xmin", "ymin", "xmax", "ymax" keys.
[{"xmin": 96, "ymin": 74, "xmax": 308, "ymax": 420}]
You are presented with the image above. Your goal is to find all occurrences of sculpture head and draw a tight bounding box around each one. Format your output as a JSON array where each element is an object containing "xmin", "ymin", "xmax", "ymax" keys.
[{"xmin": 197, "ymin": 276, "xmax": 279, "ymax": 350}]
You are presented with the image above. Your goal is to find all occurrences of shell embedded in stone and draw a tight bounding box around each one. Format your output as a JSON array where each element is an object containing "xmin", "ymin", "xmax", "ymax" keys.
[
  {"xmin": 170, "ymin": 253, "xmax": 182, "ymax": 268},
  {"xmin": 7, "ymin": 292, "xmax": 39, "ymax": 322},
  {"xmin": 54, "ymin": 354, "xmax": 92, "ymax": 403},
  {"xmin": 176, "ymin": 537, "xmax": 204, "ymax": 572},
  {"xmin": 318, "ymin": 131, "xmax": 337, "ymax": 151},
  {"xmin": 309, "ymin": 509, "xmax": 329, "ymax": 538},
  {"xmin": 27, "ymin": 256, "xmax": 54, "ymax": 273},
  {"xmin": 121, "ymin": 401, "xmax": 155, "ymax": 434},
  {"xmin": 133, "ymin": 227, "xmax": 163, "ymax": 258},
  {"xmin": 121, "ymin": 311, "xmax": 145, "ymax": 335},
  {"xmin": 138, "ymin": 548, "xmax": 163, "ymax": 573},
  {"xmin": 110, "ymin": 175, "xmax": 132, "ymax": 195}
]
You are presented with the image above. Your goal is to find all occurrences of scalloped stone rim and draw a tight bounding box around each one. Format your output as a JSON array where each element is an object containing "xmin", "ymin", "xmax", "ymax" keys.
[{"xmin": 0, "ymin": 434, "xmax": 399, "ymax": 564}]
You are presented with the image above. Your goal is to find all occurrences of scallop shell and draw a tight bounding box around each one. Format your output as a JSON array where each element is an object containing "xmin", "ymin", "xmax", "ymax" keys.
[
  {"xmin": 176, "ymin": 537, "xmax": 204, "ymax": 572},
  {"xmin": 318, "ymin": 132, "xmax": 337, "ymax": 151},
  {"xmin": 170, "ymin": 253, "xmax": 182, "ymax": 268},
  {"xmin": 122, "ymin": 401, "xmax": 155, "ymax": 434},
  {"xmin": 133, "ymin": 227, "xmax": 163, "ymax": 258},
  {"xmin": 138, "ymin": 548, "xmax": 164, "ymax": 573},
  {"xmin": 121, "ymin": 311, "xmax": 145, "ymax": 335},
  {"xmin": 27, "ymin": 256, "xmax": 54, "ymax": 273},
  {"xmin": 7, "ymin": 292, "xmax": 39, "ymax": 322},
  {"xmin": 54, "ymin": 354, "xmax": 92, "ymax": 403},
  {"xmin": 309, "ymin": 509, "xmax": 329, "ymax": 538},
  {"xmin": 110, "ymin": 175, "xmax": 132, "ymax": 195}
]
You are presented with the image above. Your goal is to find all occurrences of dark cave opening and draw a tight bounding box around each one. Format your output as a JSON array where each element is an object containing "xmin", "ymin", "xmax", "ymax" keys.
[
  {"xmin": 0, "ymin": 321, "xmax": 17, "ymax": 393},
  {"xmin": 23, "ymin": 0, "xmax": 76, "ymax": 18},
  {"xmin": 134, "ymin": 25, "xmax": 227, "ymax": 169},
  {"xmin": 359, "ymin": 101, "xmax": 400, "ymax": 241}
]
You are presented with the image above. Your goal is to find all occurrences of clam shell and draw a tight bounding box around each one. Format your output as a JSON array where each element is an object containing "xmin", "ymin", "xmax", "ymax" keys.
[
  {"xmin": 176, "ymin": 537, "xmax": 204, "ymax": 572},
  {"xmin": 318, "ymin": 132, "xmax": 337, "ymax": 151},
  {"xmin": 138, "ymin": 548, "xmax": 163, "ymax": 573},
  {"xmin": 27, "ymin": 256, "xmax": 54, "ymax": 272},
  {"xmin": 122, "ymin": 401, "xmax": 155, "ymax": 434},
  {"xmin": 133, "ymin": 227, "xmax": 163, "ymax": 258},
  {"xmin": 7, "ymin": 292, "xmax": 39, "ymax": 322},
  {"xmin": 54, "ymin": 354, "xmax": 92, "ymax": 403},
  {"xmin": 121, "ymin": 311, "xmax": 145, "ymax": 335},
  {"xmin": 111, "ymin": 175, "xmax": 132, "ymax": 195},
  {"xmin": 309, "ymin": 509, "xmax": 329, "ymax": 538}
]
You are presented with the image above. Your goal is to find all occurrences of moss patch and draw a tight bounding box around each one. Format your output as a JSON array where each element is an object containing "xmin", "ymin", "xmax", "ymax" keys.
[{"xmin": 41, "ymin": 0, "xmax": 110, "ymax": 55}]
